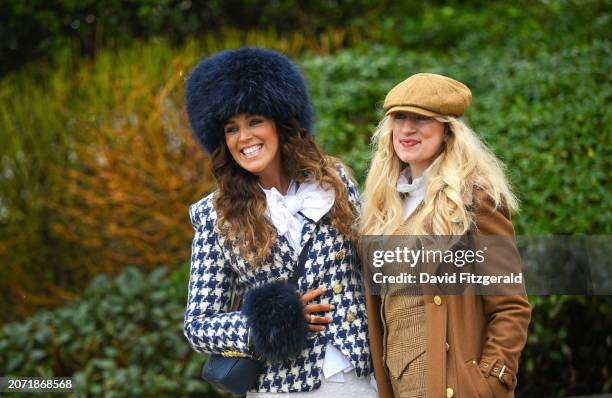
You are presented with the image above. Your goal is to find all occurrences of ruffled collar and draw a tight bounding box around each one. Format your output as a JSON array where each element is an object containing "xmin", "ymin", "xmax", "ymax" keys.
[{"xmin": 261, "ymin": 180, "xmax": 335, "ymax": 251}]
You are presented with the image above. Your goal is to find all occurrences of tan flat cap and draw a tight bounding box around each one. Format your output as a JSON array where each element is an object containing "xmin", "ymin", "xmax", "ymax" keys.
[{"xmin": 384, "ymin": 73, "xmax": 472, "ymax": 117}]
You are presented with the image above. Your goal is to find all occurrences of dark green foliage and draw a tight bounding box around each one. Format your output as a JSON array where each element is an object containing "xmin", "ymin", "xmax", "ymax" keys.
[
  {"xmin": 0, "ymin": 266, "xmax": 224, "ymax": 398},
  {"xmin": 520, "ymin": 295, "xmax": 612, "ymax": 397},
  {"xmin": 1, "ymin": 265, "xmax": 610, "ymax": 397},
  {"xmin": 1, "ymin": 0, "xmax": 376, "ymax": 75},
  {"xmin": 4, "ymin": 0, "xmax": 609, "ymax": 76},
  {"xmin": 305, "ymin": 42, "xmax": 610, "ymax": 235},
  {"xmin": 1, "ymin": 0, "xmax": 610, "ymax": 396}
]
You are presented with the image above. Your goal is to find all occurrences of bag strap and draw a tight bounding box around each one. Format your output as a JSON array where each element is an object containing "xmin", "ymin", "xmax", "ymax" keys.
[
  {"xmin": 288, "ymin": 237, "xmax": 314, "ymax": 287},
  {"xmin": 286, "ymin": 182, "xmax": 313, "ymax": 287},
  {"xmin": 230, "ymin": 235, "xmax": 314, "ymax": 311}
]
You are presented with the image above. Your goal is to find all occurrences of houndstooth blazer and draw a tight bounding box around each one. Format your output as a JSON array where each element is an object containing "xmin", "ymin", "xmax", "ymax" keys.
[{"xmin": 183, "ymin": 165, "xmax": 371, "ymax": 393}]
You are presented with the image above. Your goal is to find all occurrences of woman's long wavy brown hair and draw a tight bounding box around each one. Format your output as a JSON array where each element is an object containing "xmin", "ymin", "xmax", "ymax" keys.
[{"xmin": 211, "ymin": 119, "xmax": 358, "ymax": 264}]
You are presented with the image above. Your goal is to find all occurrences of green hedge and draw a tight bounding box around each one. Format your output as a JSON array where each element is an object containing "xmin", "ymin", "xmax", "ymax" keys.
[
  {"xmin": 1, "ymin": 265, "xmax": 610, "ymax": 397},
  {"xmin": 1, "ymin": 1, "xmax": 609, "ymax": 396},
  {"xmin": 305, "ymin": 43, "xmax": 610, "ymax": 235},
  {"xmin": 0, "ymin": 266, "xmax": 223, "ymax": 398},
  {"xmin": 521, "ymin": 295, "xmax": 612, "ymax": 396},
  {"xmin": 2, "ymin": 1, "xmax": 607, "ymax": 319}
]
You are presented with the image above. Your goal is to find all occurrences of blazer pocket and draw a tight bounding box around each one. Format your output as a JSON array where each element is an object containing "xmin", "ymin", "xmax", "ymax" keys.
[
  {"xmin": 465, "ymin": 359, "xmax": 495, "ymax": 398},
  {"xmin": 384, "ymin": 318, "xmax": 426, "ymax": 380},
  {"xmin": 385, "ymin": 349, "xmax": 426, "ymax": 380}
]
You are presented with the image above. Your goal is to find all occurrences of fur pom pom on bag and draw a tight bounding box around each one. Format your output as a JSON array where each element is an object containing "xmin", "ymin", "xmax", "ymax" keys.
[{"xmin": 241, "ymin": 281, "xmax": 309, "ymax": 362}]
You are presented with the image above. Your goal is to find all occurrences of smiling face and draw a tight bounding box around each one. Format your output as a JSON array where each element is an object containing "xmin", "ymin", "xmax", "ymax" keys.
[
  {"xmin": 224, "ymin": 114, "xmax": 282, "ymax": 181},
  {"xmin": 391, "ymin": 111, "xmax": 446, "ymax": 177}
]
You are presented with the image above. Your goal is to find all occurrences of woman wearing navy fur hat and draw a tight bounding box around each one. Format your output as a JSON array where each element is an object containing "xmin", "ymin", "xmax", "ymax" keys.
[{"xmin": 183, "ymin": 48, "xmax": 375, "ymax": 396}]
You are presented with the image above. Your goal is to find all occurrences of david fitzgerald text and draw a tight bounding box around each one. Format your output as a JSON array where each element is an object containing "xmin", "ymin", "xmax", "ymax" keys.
[{"xmin": 372, "ymin": 272, "xmax": 523, "ymax": 286}]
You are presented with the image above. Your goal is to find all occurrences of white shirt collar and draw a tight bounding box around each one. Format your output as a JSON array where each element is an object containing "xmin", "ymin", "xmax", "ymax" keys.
[
  {"xmin": 261, "ymin": 180, "xmax": 335, "ymax": 251},
  {"xmin": 397, "ymin": 167, "xmax": 427, "ymax": 195}
]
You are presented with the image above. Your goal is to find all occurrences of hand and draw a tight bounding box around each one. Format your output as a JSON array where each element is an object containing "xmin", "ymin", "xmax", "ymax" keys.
[{"xmin": 300, "ymin": 287, "xmax": 335, "ymax": 332}]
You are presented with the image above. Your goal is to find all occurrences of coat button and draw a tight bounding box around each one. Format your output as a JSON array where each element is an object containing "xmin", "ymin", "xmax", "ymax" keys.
[
  {"xmin": 446, "ymin": 387, "xmax": 454, "ymax": 398},
  {"xmin": 434, "ymin": 295, "xmax": 443, "ymax": 306},
  {"xmin": 445, "ymin": 342, "xmax": 450, "ymax": 351},
  {"xmin": 346, "ymin": 311, "xmax": 356, "ymax": 323},
  {"xmin": 333, "ymin": 283, "xmax": 343, "ymax": 294},
  {"xmin": 335, "ymin": 250, "xmax": 346, "ymax": 261}
]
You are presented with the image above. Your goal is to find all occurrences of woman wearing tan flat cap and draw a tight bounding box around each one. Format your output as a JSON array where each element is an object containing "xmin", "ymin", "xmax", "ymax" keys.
[{"xmin": 359, "ymin": 73, "xmax": 531, "ymax": 398}]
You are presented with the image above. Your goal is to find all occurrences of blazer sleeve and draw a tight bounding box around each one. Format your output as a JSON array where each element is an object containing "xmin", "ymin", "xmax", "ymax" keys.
[
  {"xmin": 474, "ymin": 193, "xmax": 532, "ymax": 392},
  {"xmin": 183, "ymin": 200, "xmax": 250, "ymax": 355},
  {"xmin": 335, "ymin": 162, "xmax": 362, "ymax": 210}
]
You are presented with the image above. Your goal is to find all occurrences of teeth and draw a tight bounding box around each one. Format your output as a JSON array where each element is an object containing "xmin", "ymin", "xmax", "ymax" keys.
[{"xmin": 241, "ymin": 144, "xmax": 262, "ymax": 157}]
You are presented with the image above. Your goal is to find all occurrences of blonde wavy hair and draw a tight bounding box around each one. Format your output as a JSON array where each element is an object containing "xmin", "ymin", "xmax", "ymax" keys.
[{"xmin": 359, "ymin": 115, "xmax": 518, "ymax": 236}]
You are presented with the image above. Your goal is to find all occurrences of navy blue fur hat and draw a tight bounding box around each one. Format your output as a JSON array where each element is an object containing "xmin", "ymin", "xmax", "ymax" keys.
[{"xmin": 185, "ymin": 48, "xmax": 314, "ymax": 153}]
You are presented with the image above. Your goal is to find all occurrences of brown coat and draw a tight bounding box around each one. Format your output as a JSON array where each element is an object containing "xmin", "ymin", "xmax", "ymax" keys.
[{"xmin": 365, "ymin": 195, "xmax": 532, "ymax": 398}]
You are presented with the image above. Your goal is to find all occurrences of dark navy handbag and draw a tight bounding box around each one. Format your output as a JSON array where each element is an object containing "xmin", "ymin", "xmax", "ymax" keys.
[{"xmin": 201, "ymin": 240, "xmax": 312, "ymax": 395}]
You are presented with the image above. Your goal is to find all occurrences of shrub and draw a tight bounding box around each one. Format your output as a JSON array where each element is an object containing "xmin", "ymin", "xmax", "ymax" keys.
[
  {"xmin": 0, "ymin": 40, "xmax": 215, "ymax": 321},
  {"xmin": 0, "ymin": 29, "xmax": 343, "ymax": 322},
  {"xmin": 0, "ymin": 266, "xmax": 224, "ymax": 398},
  {"xmin": 305, "ymin": 42, "xmax": 610, "ymax": 234},
  {"xmin": 2, "ymin": 264, "xmax": 610, "ymax": 397},
  {"xmin": 0, "ymin": 2, "xmax": 609, "ymax": 395},
  {"xmin": 519, "ymin": 295, "xmax": 612, "ymax": 396}
]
